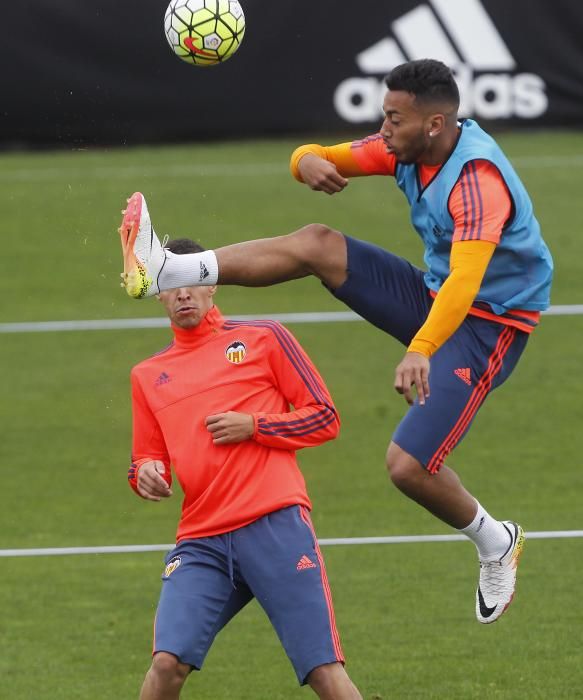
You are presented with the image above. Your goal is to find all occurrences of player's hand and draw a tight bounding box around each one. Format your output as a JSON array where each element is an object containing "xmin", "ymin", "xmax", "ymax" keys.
[
  {"xmin": 137, "ymin": 460, "xmax": 172, "ymax": 501},
  {"xmin": 205, "ymin": 412, "xmax": 254, "ymax": 445},
  {"xmin": 298, "ymin": 154, "xmax": 349, "ymax": 195},
  {"xmin": 394, "ymin": 351, "xmax": 431, "ymax": 406}
]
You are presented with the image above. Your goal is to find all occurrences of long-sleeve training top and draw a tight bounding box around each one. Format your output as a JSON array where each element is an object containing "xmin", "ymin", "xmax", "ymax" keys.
[{"xmin": 128, "ymin": 305, "xmax": 339, "ymax": 542}]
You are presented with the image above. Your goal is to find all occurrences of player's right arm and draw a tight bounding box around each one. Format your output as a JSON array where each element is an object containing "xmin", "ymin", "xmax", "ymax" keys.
[
  {"xmin": 128, "ymin": 370, "xmax": 172, "ymax": 501},
  {"xmin": 290, "ymin": 134, "xmax": 397, "ymax": 194},
  {"xmin": 132, "ymin": 460, "xmax": 173, "ymax": 501}
]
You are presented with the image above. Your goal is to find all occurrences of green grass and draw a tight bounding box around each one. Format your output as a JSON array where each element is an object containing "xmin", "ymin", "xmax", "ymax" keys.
[
  {"xmin": 1, "ymin": 131, "xmax": 582, "ymax": 698},
  {"xmin": 2, "ymin": 540, "xmax": 582, "ymax": 699}
]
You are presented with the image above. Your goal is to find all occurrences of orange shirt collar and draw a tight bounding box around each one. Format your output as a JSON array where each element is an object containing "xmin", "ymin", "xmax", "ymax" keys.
[{"xmin": 171, "ymin": 305, "xmax": 224, "ymax": 347}]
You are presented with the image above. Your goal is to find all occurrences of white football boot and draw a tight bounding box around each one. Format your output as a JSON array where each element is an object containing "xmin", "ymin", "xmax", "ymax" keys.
[
  {"xmin": 119, "ymin": 192, "xmax": 167, "ymax": 298},
  {"xmin": 476, "ymin": 520, "xmax": 525, "ymax": 624}
]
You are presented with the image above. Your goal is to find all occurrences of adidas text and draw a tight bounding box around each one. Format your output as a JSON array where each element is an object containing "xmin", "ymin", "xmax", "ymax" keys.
[
  {"xmin": 334, "ymin": 0, "xmax": 547, "ymax": 123},
  {"xmin": 296, "ymin": 555, "xmax": 317, "ymax": 571}
]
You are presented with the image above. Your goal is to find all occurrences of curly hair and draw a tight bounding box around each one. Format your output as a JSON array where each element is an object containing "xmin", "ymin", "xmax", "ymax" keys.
[{"xmin": 385, "ymin": 59, "xmax": 459, "ymax": 108}]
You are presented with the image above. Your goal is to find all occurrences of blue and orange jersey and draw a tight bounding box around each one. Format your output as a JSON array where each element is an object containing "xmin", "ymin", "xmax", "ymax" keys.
[
  {"xmin": 128, "ymin": 305, "xmax": 339, "ymax": 542},
  {"xmin": 290, "ymin": 121, "xmax": 553, "ymax": 355}
]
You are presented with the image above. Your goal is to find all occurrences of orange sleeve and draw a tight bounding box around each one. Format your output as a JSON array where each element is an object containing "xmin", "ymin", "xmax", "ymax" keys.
[
  {"xmin": 129, "ymin": 370, "xmax": 171, "ymax": 486},
  {"xmin": 290, "ymin": 142, "xmax": 365, "ymax": 182},
  {"xmin": 290, "ymin": 133, "xmax": 397, "ymax": 182},
  {"xmin": 350, "ymin": 133, "xmax": 397, "ymax": 175},
  {"xmin": 408, "ymin": 240, "xmax": 496, "ymax": 357},
  {"xmin": 449, "ymin": 160, "xmax": 511, "ymax": 244},
  {"xmin": 252, "ymin": 324, "xmax": 340, "ymax": 450}
]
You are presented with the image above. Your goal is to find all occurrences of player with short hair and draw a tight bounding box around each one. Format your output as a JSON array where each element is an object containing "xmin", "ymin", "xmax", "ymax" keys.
[
  {"xmin": 128, "ymin": 237, "xmax": 361, "ymax": 700},
  {"xmin": 118, "ymin": 59, "xmax": 553, "ymax": 625}
]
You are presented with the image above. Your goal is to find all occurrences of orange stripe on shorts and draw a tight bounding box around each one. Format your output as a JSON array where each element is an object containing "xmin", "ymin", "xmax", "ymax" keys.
[
  {"xmin": 427, "ymin": 327, "xmax": 516, "ymax": 474},
  {"xmin": 299, "ymin": 506, "xmax": 344, "ymax": 662}
]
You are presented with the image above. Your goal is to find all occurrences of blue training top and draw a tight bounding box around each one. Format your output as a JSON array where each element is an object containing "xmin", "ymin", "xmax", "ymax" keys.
[{"xmin": 394, "ymin": 119, "xmax": 553, "ymax": 314}]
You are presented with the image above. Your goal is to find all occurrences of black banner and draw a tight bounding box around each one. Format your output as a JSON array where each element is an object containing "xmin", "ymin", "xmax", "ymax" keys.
[{"xmin": 2, "ymin": 0, "xmax": 583, "ymax": 147}]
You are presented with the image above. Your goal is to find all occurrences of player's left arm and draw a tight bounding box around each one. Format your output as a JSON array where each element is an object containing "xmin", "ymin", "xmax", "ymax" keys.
[
  {"xmin": 253, "ymin": 324, "xmax": 340, "ymax": 450},
  {"xmin": 205, "ymin": 411, "xmax": 255, "ymax": 445},
  {"xmin": 394, "ymin": 160, "xmax": 510, "ymax": 405},
  {"xmin": 205, "ymin": 327, "xmax": 339, "ymax": 448},
  {"xmin": 394, "ymin": 240, "xmax": 496, "ymax": 405}
]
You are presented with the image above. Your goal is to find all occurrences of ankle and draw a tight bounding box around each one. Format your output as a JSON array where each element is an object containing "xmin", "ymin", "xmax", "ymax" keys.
[{"xmin": 460, "ymin": 502, "xmax": 511, "ymax": 561}]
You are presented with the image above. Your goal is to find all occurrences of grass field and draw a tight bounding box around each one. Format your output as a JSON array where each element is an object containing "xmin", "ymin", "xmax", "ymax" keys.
[{"xmin": 1, "ymin": 131, "xmax": 582, "ymax": 699}]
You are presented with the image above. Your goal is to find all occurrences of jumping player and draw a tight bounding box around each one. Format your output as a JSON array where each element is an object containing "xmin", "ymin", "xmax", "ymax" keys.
[{"xmin": 118, "ymin": 60, "xmax": 553, "ymax": 625}]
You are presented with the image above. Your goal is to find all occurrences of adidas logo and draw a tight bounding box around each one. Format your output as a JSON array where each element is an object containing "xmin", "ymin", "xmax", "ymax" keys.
[
  {"xmin": 296, "ymin": 554, "xmax": 317, "ymax": 571},
  {"xmin": 155, "ymin": 371, "xmax": 171, "ymax": 386},
  {"xmin": 333, "ymin": 0, "xmax": 547, "ymax": 123},
  {"xmin": 199, "ymin": 261, "xmax": 210, "ymax": 280},
  {"xmin": 454, "ymin": 367, "xmax": 472, "ymax": 386}
]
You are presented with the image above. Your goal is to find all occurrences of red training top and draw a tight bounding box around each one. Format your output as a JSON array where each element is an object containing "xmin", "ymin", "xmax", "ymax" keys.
[{"xmin": 128, "ymin": 305, "xmax": 339, "ymax": 542}]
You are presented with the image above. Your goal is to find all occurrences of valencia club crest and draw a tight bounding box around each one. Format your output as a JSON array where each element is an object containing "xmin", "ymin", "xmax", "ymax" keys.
[
  {"xmin": 164, "ymin": 556, "xmax": 181, "ymax": 578},
  {"xmin": 225, "ymin": 340, "xmax": 246, "ymax": 364}
]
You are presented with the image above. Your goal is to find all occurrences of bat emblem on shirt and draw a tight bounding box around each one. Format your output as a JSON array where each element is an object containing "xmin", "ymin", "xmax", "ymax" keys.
[
  {"xmin": 225, "ymin": 341, "xmax": 247, "ymax": 364},
  {"xmin": 163, "ymin": 556, "xmax": 181, "ymax": 578}
]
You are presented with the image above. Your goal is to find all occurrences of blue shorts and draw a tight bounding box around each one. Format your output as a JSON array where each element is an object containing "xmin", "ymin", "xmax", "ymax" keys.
[
  {"xmin": 153, "ymin": 506, "xmax": 344, "ymax": 685},
  {"xmin": 331, "ymin": 235, "xmax": 528, "ymax": 472}
]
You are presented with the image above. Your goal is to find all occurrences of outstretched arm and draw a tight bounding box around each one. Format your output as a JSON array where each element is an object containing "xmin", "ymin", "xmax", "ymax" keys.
[{"xmin": 394, "ymin": 240, "xmax": 496, "ymax": 405}]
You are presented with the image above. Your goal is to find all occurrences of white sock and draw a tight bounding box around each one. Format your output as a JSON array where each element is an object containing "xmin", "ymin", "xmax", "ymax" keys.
[
  {"xmin": 460, "ymin": 501, "xmax": 511, "ymax": 562},
  {"xmin": 159, "ymin": 250, "xmax": 219, "ymax": 289}
]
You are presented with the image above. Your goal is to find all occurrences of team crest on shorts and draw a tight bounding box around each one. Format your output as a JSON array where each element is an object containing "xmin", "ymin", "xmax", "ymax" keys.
[
  {"xmin": 164, "ymin": 556, "xmax": 181, "ymax": 578},
  {"xmin": 225, "ymin": 340, "xmax": 246, "ymax": 364}
]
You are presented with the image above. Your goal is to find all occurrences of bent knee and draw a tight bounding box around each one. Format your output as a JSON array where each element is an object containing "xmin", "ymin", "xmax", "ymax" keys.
[
  {"xmin": 386, "ymin": 442, "xmax": 424, "ymax": 489},
  {"xmin": 293, "ymin": 224, "xmax": 343, "ymax": 254},
  {"xmin": 290, "ymin": 224, "xmax": 346, "ymax": 286},
  {"xmin": 150, "ymin": 652, "xmax": 190, "ymax": 684}
]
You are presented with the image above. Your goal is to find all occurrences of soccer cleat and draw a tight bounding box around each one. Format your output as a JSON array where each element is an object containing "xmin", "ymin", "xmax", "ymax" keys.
[
  {"xmin": 476, "ymin": 521, "xmax": 525, "ymax": 624},
  {"xmin": 118, "ymin": 192, "xmax": 166, "ymax": 298}
]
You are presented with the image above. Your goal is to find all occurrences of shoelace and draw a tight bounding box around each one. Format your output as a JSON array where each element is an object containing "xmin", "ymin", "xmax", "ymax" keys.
[{"xmin": 479, "ymin": 558, "xmax": 515, "ymax": 596}]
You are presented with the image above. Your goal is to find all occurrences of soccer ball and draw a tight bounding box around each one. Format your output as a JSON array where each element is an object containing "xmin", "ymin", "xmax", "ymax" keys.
[{"xmin": 164, "ymin": 0, "xmax": 245, "ymax": 67}]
